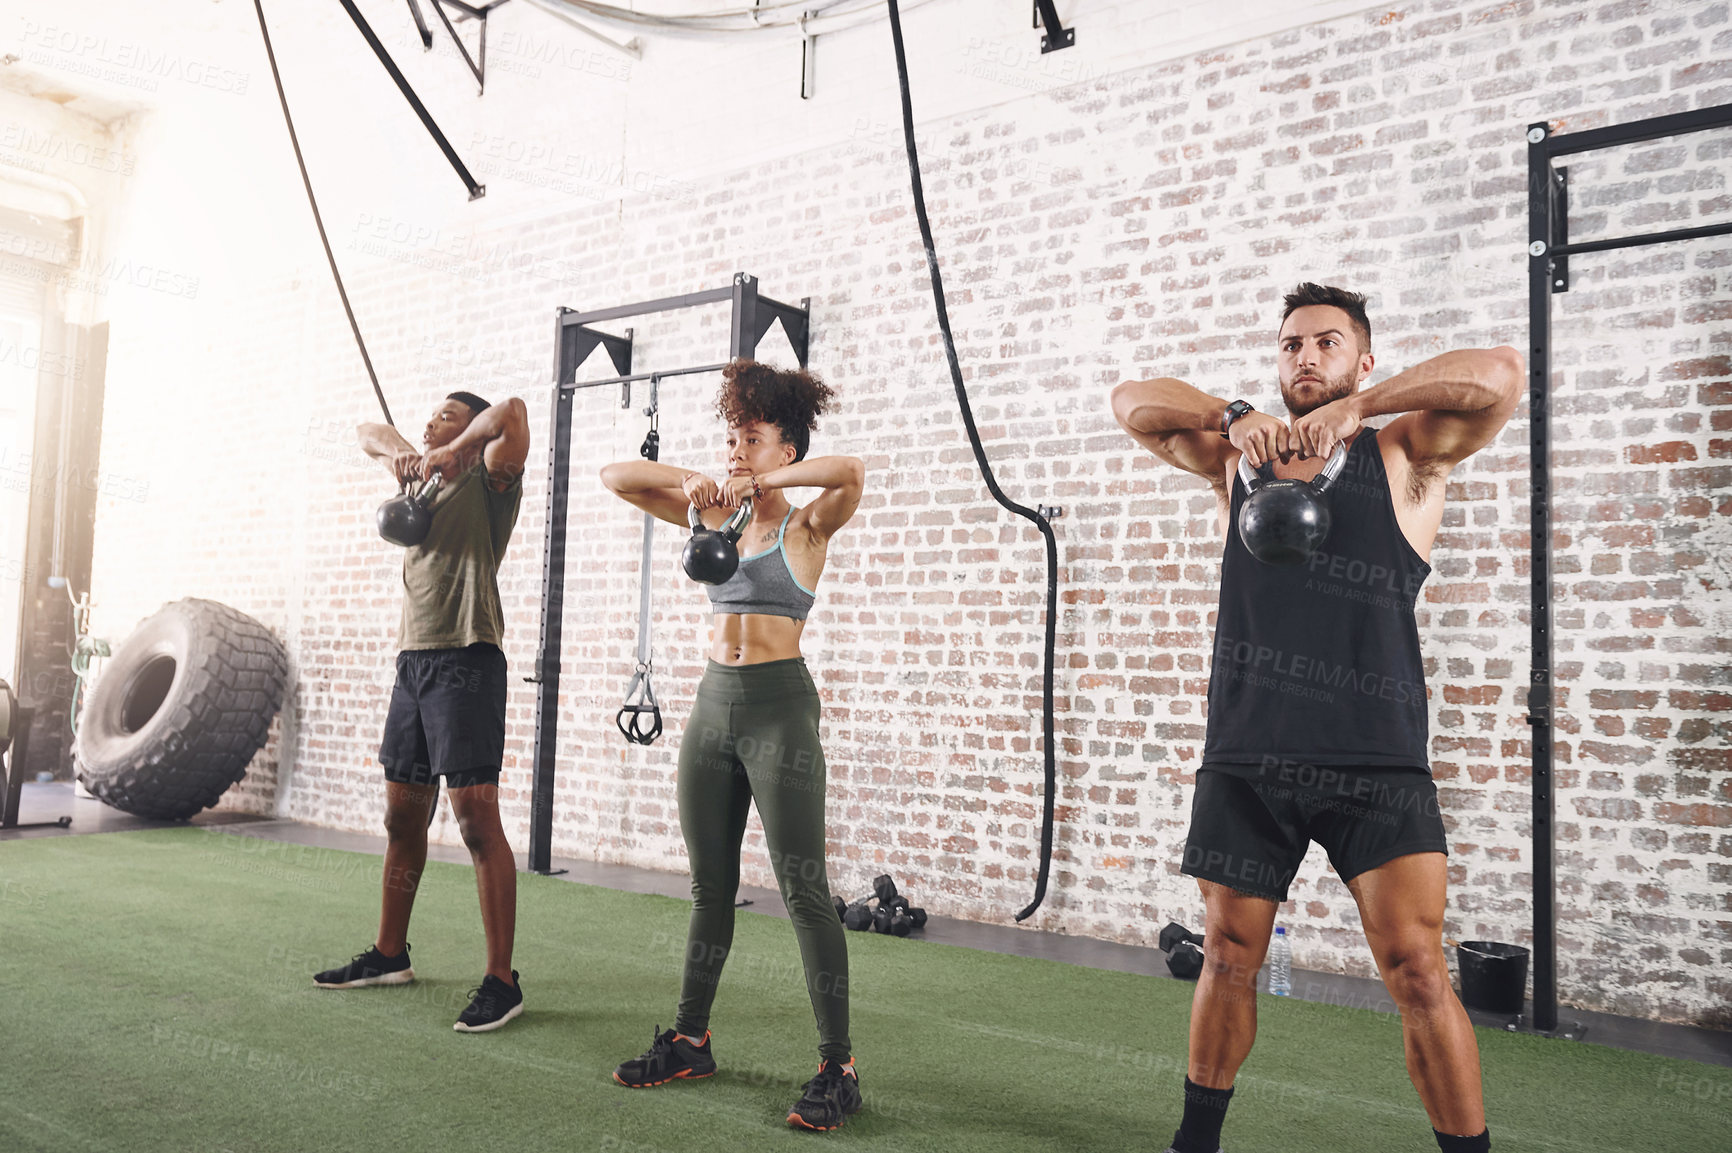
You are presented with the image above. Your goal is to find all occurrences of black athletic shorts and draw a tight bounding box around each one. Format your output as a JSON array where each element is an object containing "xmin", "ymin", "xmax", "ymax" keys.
[
  {"xmin": 1180, "ymin": 762, "xmax": 1448, "ymax": 901},
  {"xmin": 378, "ymin": 643, "xmax": 507, "ymax": 790}
]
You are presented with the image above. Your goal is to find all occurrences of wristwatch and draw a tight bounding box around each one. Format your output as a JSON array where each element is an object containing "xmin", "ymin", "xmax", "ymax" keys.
[{"xmin": 1221, "ymin": 399, "xmax": 1254, "ymax": 439}]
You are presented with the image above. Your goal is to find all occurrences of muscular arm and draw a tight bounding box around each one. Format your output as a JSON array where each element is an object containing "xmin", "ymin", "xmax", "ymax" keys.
[
  {"xmin": 600, "ymin": 460, "xmax": 703, "ymax": 527},
  {"xmin": 1349, "ymin": 348, "xmax": 1524, "ymax": 470},
  {"xmin": 1110, "ymin": 377, "xmax": 1231, "ymax": 479},
  {"xmin": 358, "ymin": 422, "xmax": 421, "ymax": 486},
  {"xmin": 430, "ymin": 397, "xmax": 530, "ymax": 490},
  {"xmin": 757, "ymin": 456, "xmax": 865, "ymax": 542},
  {"xmin": 1111, "ymin": 377, "xmax": 1294, "ymax": 481}
]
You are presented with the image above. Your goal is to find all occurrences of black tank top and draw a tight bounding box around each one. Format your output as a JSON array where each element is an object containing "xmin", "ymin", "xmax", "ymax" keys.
[{"xmin": 1202, "ymin": 426, "xmax": 1433, "ymax": 774}]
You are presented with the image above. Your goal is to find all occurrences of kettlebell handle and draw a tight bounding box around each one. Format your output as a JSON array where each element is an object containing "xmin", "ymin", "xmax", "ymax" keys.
[
  {"xmin": 402, "ymin": 473, "xmax": 443, "ymax": 503},
  {"xmin": 687, "ymin": 499, "xmax": 753, "ymax": 539},
  {"xmin": 1236, "ymin": 440, "xmax": 1348, "ymax": 494}
]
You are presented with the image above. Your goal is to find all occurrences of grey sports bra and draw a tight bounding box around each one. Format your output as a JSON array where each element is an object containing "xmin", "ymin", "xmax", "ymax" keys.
[{"xmin": 704, "ymin": 505, "xmax": 818, "ymax": 621}]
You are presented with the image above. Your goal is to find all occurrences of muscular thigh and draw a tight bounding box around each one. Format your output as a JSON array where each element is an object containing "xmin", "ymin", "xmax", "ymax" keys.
[
  {"xmin": 1346, "ymin": 851, "xmax": 1448, "ymax": 960},
  {"xmin": 1198, "ymin": 879, "xmax": 1279, "ymax": 960}
]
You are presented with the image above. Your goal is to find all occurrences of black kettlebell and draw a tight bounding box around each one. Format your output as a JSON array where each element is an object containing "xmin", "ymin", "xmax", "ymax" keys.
[
  {"xmin": 1235, "ymin": 440, "xmax": 1348, "ymax": 566},
  {"xmin": 377, "ymin": 474, "xmax": 444, "ymax": 548},
  {"xmin": 682, "ymin": 500, "xmax": 753, "ymax": 585}
]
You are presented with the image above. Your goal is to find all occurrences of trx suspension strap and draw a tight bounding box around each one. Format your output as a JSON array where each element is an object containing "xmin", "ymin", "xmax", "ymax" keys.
[
  {"xmin": 885, "ymin": 0, "xmax": 1061, "ymax": 922},
  {"xmin": 617, "ymin": 378, "xmax": 664, "ymax": 745}
]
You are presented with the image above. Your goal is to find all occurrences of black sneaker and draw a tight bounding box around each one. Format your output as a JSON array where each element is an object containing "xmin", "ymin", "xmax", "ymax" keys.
[
  {"xmin": 313, "ymin": 944, "xmax": 413, "ymax": 989},
  {"xmin": 787, "ymin": 1058, "xmax": 862, "ymax": 1131},
  {"xmin": 1164, "ymin": 1142, "xmax": 1225, "ymax": 1153},
  {"xmin": 453, "ymin": 971, "xmax": 523, "ymax": 1032},
  {"xmin": 612, "ymin": 1026, "xmax": 717, "ymax": 1087}
]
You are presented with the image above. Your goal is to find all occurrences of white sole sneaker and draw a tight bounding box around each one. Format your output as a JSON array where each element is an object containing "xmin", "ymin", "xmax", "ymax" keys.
[
  {"xmin": 453, "ymin": 1001, "xmax": 523, "ymax": 1033},
  {"xmin": 314, "ymin": 968, "xmax": 415, "ymax": 989}
]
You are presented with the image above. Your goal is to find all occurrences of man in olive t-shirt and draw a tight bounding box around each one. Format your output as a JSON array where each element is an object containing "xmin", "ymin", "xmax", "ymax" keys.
[{"xmin": 312, "ymin": 390, "xmax": 530, "ymax": 1034}]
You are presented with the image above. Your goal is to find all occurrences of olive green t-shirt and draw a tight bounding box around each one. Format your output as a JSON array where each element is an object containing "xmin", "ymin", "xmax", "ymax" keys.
[{"xmin": 397, "ymin": 462, "xmax": 522, "ymax": 651}]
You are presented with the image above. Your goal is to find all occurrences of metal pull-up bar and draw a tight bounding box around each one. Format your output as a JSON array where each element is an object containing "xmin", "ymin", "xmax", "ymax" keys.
[
  {"xmin": 525, "ymin": 274, "xmax": 811, "ymax": 875},
  {"xmin": 1525, "ymin": 102, "xmax": 1732, "ymax": 1037}
]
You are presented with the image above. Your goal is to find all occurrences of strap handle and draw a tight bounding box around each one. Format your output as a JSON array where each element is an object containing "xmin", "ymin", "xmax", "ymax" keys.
[
  {"xmin": 622, "ymin": 389, "xmax": 662, "ymax": 744},
  {"xmin": 616, "ymin": 664, "xmax": 662, "ymax": 746}
]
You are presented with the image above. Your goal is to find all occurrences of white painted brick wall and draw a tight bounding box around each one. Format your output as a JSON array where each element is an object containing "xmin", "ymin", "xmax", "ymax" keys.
[{"xmin": 47, "ymin": 0, "xmax": 1732, "ymax": 1026}]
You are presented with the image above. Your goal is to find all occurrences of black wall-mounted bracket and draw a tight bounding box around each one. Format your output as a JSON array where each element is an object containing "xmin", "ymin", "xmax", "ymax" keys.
[
  {"xmin": 1032, "ymin": 0, "xmax": 1074, "ymax": 53},
  {"xmin": 338, "ymin": 0, "xmax": 486, "ymax": 197},
  {"xmin": 425, "ymin": 0, "xmax": 512, "ymax": 93}
]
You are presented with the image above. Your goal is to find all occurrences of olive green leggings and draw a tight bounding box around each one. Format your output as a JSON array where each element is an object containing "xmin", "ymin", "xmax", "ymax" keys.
[{"xmin": 673, "ymin": 658, "xmax": 850, "ymax": 1063}]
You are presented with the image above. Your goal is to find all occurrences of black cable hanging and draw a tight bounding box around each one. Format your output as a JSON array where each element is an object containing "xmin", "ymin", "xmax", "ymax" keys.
[
  {"xmin": 884, "ymin": 0, "xmax": 1061, "ymax": 923},
  {"xmin": 252, "ymin": 0, "xmax": 395, "ymax": 426}
]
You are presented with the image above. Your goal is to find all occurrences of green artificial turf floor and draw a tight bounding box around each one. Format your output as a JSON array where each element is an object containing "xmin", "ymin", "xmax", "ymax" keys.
[{"xmin": 0, "ymin": 828, "xmax": 1726, "ymax": 1153}]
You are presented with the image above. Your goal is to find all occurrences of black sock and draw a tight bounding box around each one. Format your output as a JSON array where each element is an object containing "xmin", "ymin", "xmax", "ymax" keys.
[
  {"xmin": 1435, "ymin": 1127, "xmax": 1490, "ymax": 1152},
  {"xmin": 1171, "ymin": 1078, "xmax": 1233, "ymax": 1153}
]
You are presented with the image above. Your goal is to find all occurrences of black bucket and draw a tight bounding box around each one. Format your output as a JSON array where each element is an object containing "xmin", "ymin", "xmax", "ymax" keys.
[{"xmin": 1456, "ymin": 941, "xmax": 1529, "ymax": 1014}]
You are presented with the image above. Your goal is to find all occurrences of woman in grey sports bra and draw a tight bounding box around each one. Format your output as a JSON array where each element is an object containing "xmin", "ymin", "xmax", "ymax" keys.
[{"xmin": 599, "ymin": 358, "xmax": 867, "ymax": 1130}]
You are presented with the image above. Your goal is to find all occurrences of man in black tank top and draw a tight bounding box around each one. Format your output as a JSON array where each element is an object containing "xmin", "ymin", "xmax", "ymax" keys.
[{"xmin": 1112, "ymin": 284, "xmax": 1523, "ymax": 1153}]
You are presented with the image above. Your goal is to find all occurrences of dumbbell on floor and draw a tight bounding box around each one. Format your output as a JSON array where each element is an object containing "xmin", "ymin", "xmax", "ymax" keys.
[
  {"xmin": 842, "ymin": 898, "xmax": 875, "ymax": 931},
  {"xmin": 872, "ymin": 875, "xmax": 927, "ymax": 935},
  {"xmin": 1159, "ymin": 920, "xmax": 1205, "ymax": 981},
  {"xmin": 839, "ymin": 873, "xmax": 928, "ymax": 935},
  {"xmin": 872, "ymin": 895, "xmax": 919, "ymax": 937}
]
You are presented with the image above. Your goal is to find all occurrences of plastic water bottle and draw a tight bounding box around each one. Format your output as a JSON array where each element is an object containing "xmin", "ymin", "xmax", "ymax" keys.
[{"xmin": 1268, "ymin": 926, "xmax": 1292, "ymax": 996}]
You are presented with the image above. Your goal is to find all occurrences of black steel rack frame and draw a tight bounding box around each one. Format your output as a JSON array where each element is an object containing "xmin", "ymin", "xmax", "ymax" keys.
[
  {"xmin": 1525, "ymin": 103, "xmax": 1732, "ymax": 1034},
  {"xmin": 526, "ymin": 273, "xmax": 810, "ymax": 874}
]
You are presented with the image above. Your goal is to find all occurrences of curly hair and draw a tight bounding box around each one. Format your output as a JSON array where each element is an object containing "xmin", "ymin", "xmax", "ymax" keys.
[{"xmin": 714, "ymin": 358, "xmax": 835, "ymax": 461}]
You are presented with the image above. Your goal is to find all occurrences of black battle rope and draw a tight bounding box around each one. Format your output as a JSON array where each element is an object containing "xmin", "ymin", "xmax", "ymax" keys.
[
  {"xmin": 885, "ymin": 0, "xmax": 1060, "ymax": 923},
  {"xmin": 253, "ymin": 0, "xmax": 394, "ymax": 427}
]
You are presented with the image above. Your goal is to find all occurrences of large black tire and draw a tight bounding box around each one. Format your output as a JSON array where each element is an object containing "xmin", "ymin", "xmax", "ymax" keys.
[{"xmin": 74, "ymin": 598, "xmax": 289, "ymax": 821}]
